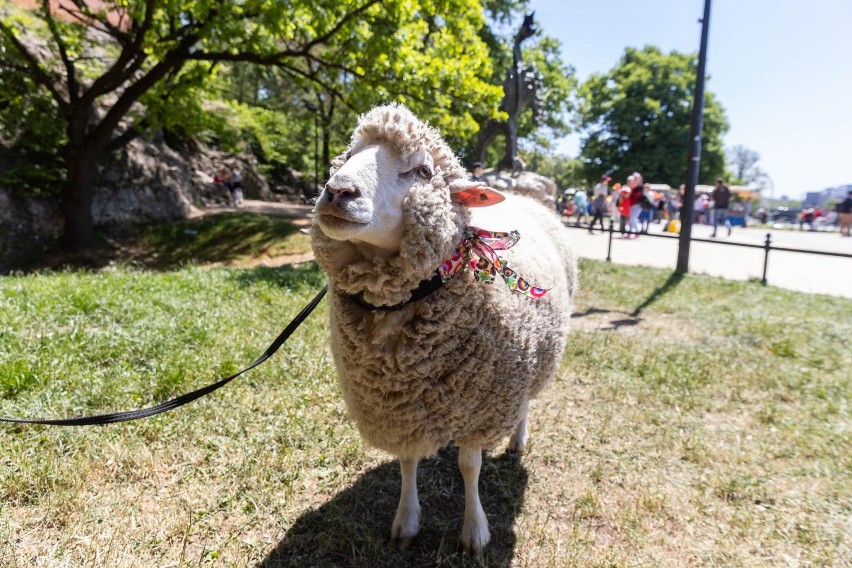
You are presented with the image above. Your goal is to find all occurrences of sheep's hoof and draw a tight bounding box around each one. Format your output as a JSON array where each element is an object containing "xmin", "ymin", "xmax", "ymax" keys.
[
  {"xmin": 460, "ymin": 518, "xmax": 490, "ymax": 559},
  {"xmin": 506, "ymin": 435, "xmax": 527, "ymax": 456},
  {"xmin": 390, "ymin": 507, "xmax": 420, "ymax": 549},
  {"xmin": 390, "ymin": 535, "xmax": 414, "ymax": 550}
]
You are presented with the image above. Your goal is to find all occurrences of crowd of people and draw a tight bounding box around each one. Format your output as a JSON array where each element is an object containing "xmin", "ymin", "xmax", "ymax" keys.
[
  {"xmin": 469, "ymin": 163, "xmax": 852, "ymax": 238},
  {"xmin": 555, "ymin": 173, "xmax": 745, "ymax": 239},
  {"xmin": 799, "ymin": 190, "xmax": 852, "ymax": 235}
]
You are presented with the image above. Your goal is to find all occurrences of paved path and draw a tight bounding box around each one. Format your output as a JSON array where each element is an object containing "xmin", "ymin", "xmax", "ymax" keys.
[
  {"xmin": 202, "ymin": 201, "xmax": 852, "ymax": 299},
  {"xmin": 564, "ymin": 221, "xmax": 852, "ymax": 299},
  {"xmin": 191, "ymin": 199, "xmax": 314, "ymax": 222}
]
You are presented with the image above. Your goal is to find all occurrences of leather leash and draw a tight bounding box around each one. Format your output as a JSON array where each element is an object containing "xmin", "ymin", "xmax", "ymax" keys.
[{"xmin": 0, "ymin": 286, "xmax": 327, "ymax": 426}]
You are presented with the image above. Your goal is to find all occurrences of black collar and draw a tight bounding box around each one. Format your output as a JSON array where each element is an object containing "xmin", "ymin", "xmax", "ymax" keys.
[{"xmin": 346, "ymin": 270, "xmax": 445, "ymax": 311}]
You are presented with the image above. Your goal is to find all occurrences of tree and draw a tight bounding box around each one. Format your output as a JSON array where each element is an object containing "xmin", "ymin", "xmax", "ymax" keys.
[
  {"xmin": 531, "ymin": 154, "xmax": 589, "ymax": 189},
  {"xmin": 726, "ymin": 144, "xmax": 771, "ymax": 189},
  {"xmin": 464, "ymin": 11, "xmax": 577, "ymax": 168},
  {"xmin": 0, "ymin": 0, "xmax": 503, "ymax": 250},
  {"xmin": 577, "ymin": 46, "xmax": 729, "ymax": 185}
]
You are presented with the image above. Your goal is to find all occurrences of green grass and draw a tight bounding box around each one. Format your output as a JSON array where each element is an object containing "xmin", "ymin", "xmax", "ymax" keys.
[
  {"xmin": 0, "ymin": 257, "xmax": 849, "ymax": 567},
  {"xmin": 131, "ymin": 212, "xmax": 312, "ymax": 267}
]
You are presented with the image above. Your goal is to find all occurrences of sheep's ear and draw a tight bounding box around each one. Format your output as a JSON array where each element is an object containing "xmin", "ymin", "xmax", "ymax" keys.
[{"xmin": 449, "ymin": 179, "xmax": 505, "ymax": 208}]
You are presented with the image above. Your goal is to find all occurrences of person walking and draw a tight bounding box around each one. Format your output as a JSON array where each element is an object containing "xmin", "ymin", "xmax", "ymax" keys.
[
  {"xmin": 572, "ymin": 188, "xmax": 588, "ymax": 227},
  {"xmin": 711, "ymin": 177, "xmax": 732, "ymax": 237},
  {"xmin": 628, "ymin": 172, "xmax": 644, "ymax": 237},
  {"xmin": 639, "ymin": 183, "xmax": 654, "ymax": 234},
  {"xmin": 618, "ymin": 181, "xmax": 632, "ymax": 236},
  {"xmin": 589, "ymin": 174, "xmax": 610, "ymax": 233},
  {"xmin": 229, "ymin": 167, "xmax": 244, "ymax": 207},
  {"xmin": 693, "ymin": 193, "xmax": 707, "ymax": 224},
  {"xmin": 610, "ymin": 182, "xmax": 623, "ymax": 231},
  {"xmin": 838, "ymin": 190, "xmax": 852, "ymax": 237}
]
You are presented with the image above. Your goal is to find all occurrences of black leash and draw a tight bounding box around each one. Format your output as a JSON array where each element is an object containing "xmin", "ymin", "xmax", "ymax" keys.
[
  {"xmin": 0, "ymin": 285, "xmax": 327, "ymax": 426},
  {"xmin": 347, "ymin": 270, "xmax": 444, "ymax": 311}
]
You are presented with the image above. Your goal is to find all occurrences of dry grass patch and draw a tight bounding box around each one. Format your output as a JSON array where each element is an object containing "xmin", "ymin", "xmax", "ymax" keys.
[{"xmin": 1, "ymin": 259, "xmax": 849, "ymax": 567}]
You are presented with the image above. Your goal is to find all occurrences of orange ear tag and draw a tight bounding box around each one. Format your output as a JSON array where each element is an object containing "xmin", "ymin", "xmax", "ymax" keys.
[{"xmin": 450, "ymin": 186, "xmax": 505, "ymax": 208}]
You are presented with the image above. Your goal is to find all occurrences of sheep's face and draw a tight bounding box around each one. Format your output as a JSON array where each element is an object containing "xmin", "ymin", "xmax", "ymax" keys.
[{"xmin": 315, "ymin": 143, "xmax": 435, "ymax": 253}]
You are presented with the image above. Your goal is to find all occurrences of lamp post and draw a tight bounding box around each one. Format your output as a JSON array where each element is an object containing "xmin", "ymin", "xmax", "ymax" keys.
[
  {"xmin": 676, "ymin": 0, "xmax": 712, "ymax": 274},
  {"xmin": 303, "ymin": 99, "xmax": 320, "ymax": 199}
]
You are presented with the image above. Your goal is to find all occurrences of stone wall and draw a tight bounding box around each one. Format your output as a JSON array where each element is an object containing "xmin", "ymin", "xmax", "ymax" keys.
[
  {"xmin": 0, "ymin": 188, "xmax": 62, "ymax": 268},
  {"xmin": 0, "ymin": 136, "xmax": 313, "ymax": 266}
]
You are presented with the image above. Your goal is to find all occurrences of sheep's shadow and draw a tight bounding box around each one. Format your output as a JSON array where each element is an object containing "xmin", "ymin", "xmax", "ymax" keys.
[
  {"xmin": 571, "ymin": 307, "xmax": 613, "ymax": 318},
  {"xmin": 259, "ymin": 446, "xmax": 528, "ymax": 568},
  {"xmin": 571, "ymin": 308, "xmax": 643, "ymax": 331}
]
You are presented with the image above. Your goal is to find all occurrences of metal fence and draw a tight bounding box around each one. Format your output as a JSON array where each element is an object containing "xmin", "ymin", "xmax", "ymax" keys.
[{"xmin": 562, "ymin": 220, "xmax": 852, "ymax": 286}]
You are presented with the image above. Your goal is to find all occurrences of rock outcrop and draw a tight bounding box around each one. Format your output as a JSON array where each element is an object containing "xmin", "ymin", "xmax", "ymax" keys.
[
  {"xmin": 479, "ymin": 169, "xmax": 558, "ymax": 209},
  {"xmin": 0, "ymin": 135, "xmax": 315, "ymax": 266}
]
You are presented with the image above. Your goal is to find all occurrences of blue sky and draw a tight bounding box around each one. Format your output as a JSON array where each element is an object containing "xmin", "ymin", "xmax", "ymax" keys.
[{"xmin": 528, "ymin": 0, "xmax": 852, "ymax": 199}]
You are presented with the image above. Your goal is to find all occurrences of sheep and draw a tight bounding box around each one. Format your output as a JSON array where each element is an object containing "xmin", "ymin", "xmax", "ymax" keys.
[{"xmin": 310, "ymin": 103, "xmax": 576, "ymax": 558}]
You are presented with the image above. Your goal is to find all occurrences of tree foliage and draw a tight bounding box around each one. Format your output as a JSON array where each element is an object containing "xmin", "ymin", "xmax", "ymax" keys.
[
  {"xmin": 726, "ymin": 144, "xmax": 771, "ymax": 189},
  {"xmin": 577, "ymin": 46, "xmax": 728, "ymax": 185},
  {"xmin": 0, "ymin": 0, "xmax": 505, "ymax": 249},
  {"xmin": 530, "ymin": 154, "xmax": 589, "ymax": 190},
  {"xmin": 0, "ymin": 51, "xmax": 67, "ymax": 195}
]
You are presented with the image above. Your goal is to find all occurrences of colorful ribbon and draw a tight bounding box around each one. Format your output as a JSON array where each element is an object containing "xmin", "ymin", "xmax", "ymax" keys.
[{"xmin": 438, "ymin": 226, "xmax": 548, "ymax": 299}]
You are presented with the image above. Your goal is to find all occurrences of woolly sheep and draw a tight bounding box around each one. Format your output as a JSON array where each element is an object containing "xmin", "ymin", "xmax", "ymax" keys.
[{"xmin": 310, "ymin": 103, "xmax": 577, "ymax": 558}]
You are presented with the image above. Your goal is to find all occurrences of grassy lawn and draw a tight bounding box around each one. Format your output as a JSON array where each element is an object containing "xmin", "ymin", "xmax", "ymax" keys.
[
  {"xmin": 8, "ymin": 211, "xmax": 312, "ymax": 272},
  {"xmin": 1, "ymin": 253, "xmax": 849, "ymax": 566}
]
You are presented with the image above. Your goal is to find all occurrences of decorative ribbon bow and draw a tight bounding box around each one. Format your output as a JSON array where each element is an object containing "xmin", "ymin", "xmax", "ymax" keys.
[{"xmin": 438, "ymin": 226, "xmax": 548, "ymax": 299}]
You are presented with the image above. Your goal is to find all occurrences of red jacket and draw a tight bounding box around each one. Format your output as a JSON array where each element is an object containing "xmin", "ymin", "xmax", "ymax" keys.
[
  {"xmin": 629, "ymin": 187, "xmax": 643, "ymax": 206},
  {"xmin": 618, "ymin": 190, "xmax": 631, "ymax": 217}
]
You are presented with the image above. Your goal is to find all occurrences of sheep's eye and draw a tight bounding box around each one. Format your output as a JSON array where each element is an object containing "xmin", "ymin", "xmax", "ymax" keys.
[{"xmin": 417, "ymin": 165, "xmax": 432, "ymax": 179}]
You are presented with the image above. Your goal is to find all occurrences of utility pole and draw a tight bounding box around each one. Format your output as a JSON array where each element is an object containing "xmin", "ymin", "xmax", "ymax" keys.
[{"xmin": 676, "ymin": 0, "xmax": 712, "ymax": 274}]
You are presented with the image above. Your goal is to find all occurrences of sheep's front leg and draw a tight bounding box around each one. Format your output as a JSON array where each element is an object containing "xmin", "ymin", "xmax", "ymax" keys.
[
  {"xmin": 458, "ymin": 446, "xmax": 490, "ymax": 558},
  {"xmin": 507, "ymin": 398, "xmax": 529, "ymax": 455},
  {"xmin": 390, "ymin": 456, "xmax": 420, "ymax": 548}
]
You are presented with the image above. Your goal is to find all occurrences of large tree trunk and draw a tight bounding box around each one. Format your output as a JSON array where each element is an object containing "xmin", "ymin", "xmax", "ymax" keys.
[
  {"xmin": 61, "ymin": 145, "xmax": 97, "ymax": 252},
  {"xmin": 60, "ymin": 109, "xmax": 101, "ymax": 252}
]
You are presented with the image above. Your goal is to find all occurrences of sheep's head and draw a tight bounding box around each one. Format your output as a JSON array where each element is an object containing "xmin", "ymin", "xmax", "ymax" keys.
[
  {"xmin": 312, "ymin": 104, "xmax": 504, "ymax": 305},
  {"xmin": 314, "ymin": 104, "xmax": 503, "ymax": 255}
]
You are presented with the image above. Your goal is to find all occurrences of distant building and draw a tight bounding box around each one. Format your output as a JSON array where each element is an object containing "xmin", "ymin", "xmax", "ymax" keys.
[{"xmin": 805, "ymin": 184, "xmax": 852, "ymax": 207}]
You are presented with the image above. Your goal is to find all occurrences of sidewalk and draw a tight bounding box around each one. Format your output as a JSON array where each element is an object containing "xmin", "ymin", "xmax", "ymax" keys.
[{"xmin": 565, "ymin": 221, "xmax": 852, "ymax": 299}]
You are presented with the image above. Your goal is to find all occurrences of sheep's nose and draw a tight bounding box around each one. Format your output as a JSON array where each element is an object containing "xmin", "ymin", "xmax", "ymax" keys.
[{"xmin": 325, "ymin": 181, "xmax": 359, "ymax": 203}]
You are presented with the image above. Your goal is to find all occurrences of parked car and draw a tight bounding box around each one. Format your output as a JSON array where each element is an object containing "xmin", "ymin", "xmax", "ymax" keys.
[{"xmin": 771, "ymin": 206, "xmax": 801, "ymax": 223}]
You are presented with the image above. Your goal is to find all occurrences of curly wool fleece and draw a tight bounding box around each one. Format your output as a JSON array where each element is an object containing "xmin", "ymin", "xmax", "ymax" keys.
[{"xmin": 311, "ymin": 104, "xmax": 577, "ymax": 459}]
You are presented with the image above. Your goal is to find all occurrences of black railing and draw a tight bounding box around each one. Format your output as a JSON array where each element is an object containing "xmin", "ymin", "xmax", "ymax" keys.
[{"xmin": 562, "ymin": 219, "xmax": 852, "ymax": 286}]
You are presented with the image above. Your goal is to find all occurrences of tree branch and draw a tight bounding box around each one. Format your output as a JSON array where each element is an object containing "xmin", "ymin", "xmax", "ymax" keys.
[
  {"xmin": 186, "ymin": 0, "xmax": 383, "ymax": 62},
  {"xmin": 303, "ymin": 0, "xmax": 382, "ymax": 52},
  {"xmin": 305, "ymin": 53, "xmax": 365, "ymax": 79},
  {"xmin": 0, "ymin": 20, "xmax": 69, "ymax": 112},
  {"xmin": 276, "ymin": 62, "xmax": 358, "ymax": 113},
  {"xmin": 67, "ymin": 0, "xmax": 131, "ymax": 44},
  {"xmin": 106, "ymin": 117, "xmax": 149, "ymax": 153},
  {"xmin": 58, "ymin": 1, "xmax": 114, "ymax": 39},
  {"xmin": 89, "ymin": 32, "xmax": 199, "ymax": 152},
  {"xmin": 82, "ymin": 0, "xmax": 156, "ymax": 102},
  {"xmin": 41, "ymin": 0, "xmax": 79, "ymax": 104}
]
